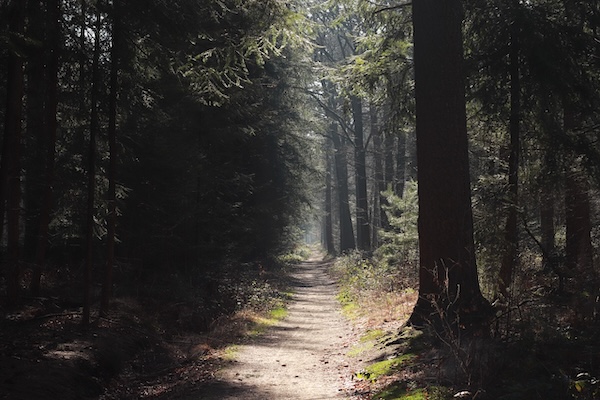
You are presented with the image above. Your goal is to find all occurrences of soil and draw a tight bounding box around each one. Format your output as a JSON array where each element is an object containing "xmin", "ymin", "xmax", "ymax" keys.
[
  {"xmin": 0, "ymin": 255, "xmax": 371, "ymax": 400},
  {"xmin": 185, "ymin": 255, "xmax": 364, "ymax": 400}
]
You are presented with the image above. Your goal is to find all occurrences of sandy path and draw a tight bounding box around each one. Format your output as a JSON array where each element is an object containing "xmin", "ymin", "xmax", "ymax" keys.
[{"xmin": 191, "ymin": 256, "xmax": 357, "ymax": 399}]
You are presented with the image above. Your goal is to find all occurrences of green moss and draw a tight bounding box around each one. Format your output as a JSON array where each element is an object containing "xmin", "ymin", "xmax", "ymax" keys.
[
  {"xmin": 373, "ymin": 385, "xmax": 451, "ymax": 400},
  {"xmin": 269, "ymin": 306, "xmax": 288, "ymax": 320},
  {"xmin": 361, "ymin": 329, "xmax": 386, "ymax": 342},
  {"xmin": 348, "ymin": 329, "xmax": 387, "ymax": 357},
  {"xmin": 372, "ymin": 386, "xmax": 424, "ymax": 400},
  {"xmin": 223, "ymin": 345, "xmax": 239, "ymax": 361},
  {"xmin": 357, "ymin": 354, "xmax": 415, "ymax": 381},
  {"xmin": 247, "ymin": 307, "xmax": 287, "ymax": 336},
  {"xmin": 348, "ymin": 341, "xmax": 374, "ymax": 357}
]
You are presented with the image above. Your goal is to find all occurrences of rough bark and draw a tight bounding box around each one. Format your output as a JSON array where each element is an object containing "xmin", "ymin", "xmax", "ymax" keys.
[
  {"xmin": 409, "ymin": 0, "xmax": 489, "ymax": 328},
  {"xmin": 83, "ymin": 3, "xmax": 101, "ymax": 326},
  {"xmin": 323, "ymin": 139, "xmax": 335, "ymax": 254},
  {"xmin": 371, "ymin": 104, "xmax": 385, "ymax": 247},
  {"xmin": 498, "ymin": 12, "xmax": 521, "ymax": 298},
  {"xmin": 330, "ymin": 123, "xmax": 355, "ymax": 253},
  {"xmin": 3, "ymin": 1, "xmax": 26, "ymax": 305},
  {"xmin": 101, "ymin": 0, "xmax": 120, "ymax": 315},
  {"xmin": 395, "ymin": 130, "xmax": 407, "ymax": 196},
  {"xmin": 565, "ymin": 166, "xmax": 593, "ymax": 273},
  {"xmin": 540, "ymin": 188, "xmax": 556, "ymax": 263},
  {"xmin": 23, "ymin": 0, "xmax": 46, "ymax": 262},
  {"xmin": 351, "ymin": 96, "xmax": 370, "ymax": 252},
  {"xmin": 31, "ymin": 0, "xmax": 60, "ymax": 296}
]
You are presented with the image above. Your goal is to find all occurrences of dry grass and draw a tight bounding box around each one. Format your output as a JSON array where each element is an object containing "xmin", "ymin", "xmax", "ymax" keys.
[{"xmin": 358, "ymin": 289, "xmax": 418, "ymax": 329}]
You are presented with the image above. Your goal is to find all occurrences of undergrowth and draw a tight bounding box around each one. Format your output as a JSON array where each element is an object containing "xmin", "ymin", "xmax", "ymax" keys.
[{"xmin": 332, "ymin": 246, "xmax": 600, "ymax": 399}]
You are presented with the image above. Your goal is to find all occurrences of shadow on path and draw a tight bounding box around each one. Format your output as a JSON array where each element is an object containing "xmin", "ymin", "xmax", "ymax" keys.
[{"xmin": 182, "ymin": 255, "xmax": 355, "ymax": 400}]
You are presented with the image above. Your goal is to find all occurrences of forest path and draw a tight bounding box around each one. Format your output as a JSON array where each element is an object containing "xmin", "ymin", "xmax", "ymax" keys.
[{"xmin": 189, "ymin": 254, "xmax": 359, "ymax": 399}]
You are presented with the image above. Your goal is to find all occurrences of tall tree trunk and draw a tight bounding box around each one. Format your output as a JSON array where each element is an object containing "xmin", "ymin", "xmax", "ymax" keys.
[
  {"xmin": 409, "ymin": 0, "xmax": 489, "ymax": 327},
  {"xmin": 100, "ymin": 0, "xmax": 120, "ymax": 316},
  {"xmin": 539, "ymin": 185, "xmax": 560, "ymax": 288},
  {"xmin": 330, "ymin": 123, "xmax": 355, "ymax": 252},
  {"xmin": 23, "ymin": 0, "xmax": 46, "ymax": 263},
  {"xmin": 383, "ymin": 116, "xmax": 395, "ymax": 192},
  {"xmin": 371, "ymin": 104, "xmax": 385, "ymax": 247},
  {"xmin": 3, "ymin": 1, "xmax": 26, "ymax": 305},
  {"xmin": 395, "ymin": 130, "xmax": 407, "ymax": 196},
  {"xmin": 31, "ymin": 0, "xmax": 60, "ymax": 296},
  {"xmin": 83, "ymin": 2, "xmax": 101, "ymax": 326},
  {"xmin": 498, "ymin": 12, "xmax": 521, "ymax": 298},
  {"xmin": 565, "ymin": 165, "xmax": 593, "ymax": 272},
  {"xmin": 351, "ymin": 96, "xmax": 370, "ymax": 252},
  {"xmin": 323, "ymin": 139, "xmax": 335, "ymax": 254},
  {"xmin": 405, "ymin": 130, "xmax": 418, "ymax": 182}
]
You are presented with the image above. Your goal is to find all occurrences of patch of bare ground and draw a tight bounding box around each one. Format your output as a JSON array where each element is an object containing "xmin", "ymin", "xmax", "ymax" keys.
[
  {"xmin": 0, "ymin": 258, "xmax": 296, "ymax": 400},
  {"xmin": 180, "ymin": 255, "xmax": 368, "ymax": 400}
]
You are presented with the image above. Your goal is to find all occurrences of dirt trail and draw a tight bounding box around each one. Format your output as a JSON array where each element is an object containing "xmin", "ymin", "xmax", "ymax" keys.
[{"xmin": 189, "ymin": 255, "xmax": 358, "ymax": 399}]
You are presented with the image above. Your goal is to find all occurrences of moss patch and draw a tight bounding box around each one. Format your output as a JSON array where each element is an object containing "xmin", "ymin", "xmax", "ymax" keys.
[
  {"xmin": 348, "ymin": 341, "xmax": 374, "ymax": 357},
  {"xmin": 361, "ymin": 329, "xmax": 386, "ymax": 342},
  {"xmin": 248, "ymin": 306, "xmax": 288, "ymax": 336},
  {"xmin": 373, "ymin": 385, "xmax": 452, "ymax": 400},
  {"xmin": 348, "ymin": 329, "xmax": 387, "ymax": 357},
  {"xmin": 357, "ymin": 354, "xmax": 415, "ymax": 381},
  {"xmin": 269, "ymin": 306, "xmax": 288, "ymax": 320}
]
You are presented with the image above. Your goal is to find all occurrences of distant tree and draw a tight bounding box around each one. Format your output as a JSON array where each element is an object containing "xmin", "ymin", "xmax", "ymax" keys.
[
  {"xmin": 498, "ymin": 0, "xmax": 521, "ymax": 298},
  {"xmin": 323, "ymin": 138, "xmax": 335, "ymax": 254},
  {"xmin": 3, "ymin": 0, "xmax": 26, "ymax": 304},
  {"xmin": 409, "ymin": 0, "xmax": 490, "ymax": 328},
  {"xmin": 82, "ymin": 1, "xmax": 101, "ymax": 326},
  {"xmin": 31, "ymin": 0, "xmax": 61, "ymax": 296},
  {"xmin": 330, "ymin": 120, "xmax": 356, "ymax": 252},
  {"xmin": 351, "ymin": 95, "xmax": 370, "ymax": 251},
  {"xmin": 100, "ymin": 0, "xmax": 120, "ymax": 315}
]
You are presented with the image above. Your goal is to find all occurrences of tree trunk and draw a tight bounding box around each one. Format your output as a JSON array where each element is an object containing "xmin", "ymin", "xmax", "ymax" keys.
[
  {"xmin": 23, "ymin": 0, "xmax": 46, "ymax": 263},
  {"xmin": 323, "ymin": 138, "xmax": 335, "ymax": 254},
  {"xmin": 498, "ymin": 12, "xmax": 521, "ymax": 298},
  {"xmin": 330, "ymin": 123, "xmax": 355, "ymax": 253},
  {"xmin": 83, "ymin": 2, "xmax": 101, "ymax": 326},
  {"xmin": 371, "ymin": 104, "xmax": 385, "ymax": 247},
  {"xmin": 409, "ymin": 0, "xmax": 489, "ymax": 328},
  {"xmin": 539, "ymin": 185, "xmax": 561, "ymax": 289},
  {"xmin": 565, "ymin": 166, "xmax": 593, "ymax": 273},
  {"xmin": 3, "ymin": 1, "xmax": 26, "ymax": 305},
  {"xmin": 564, "ymin": 100, "xmax": 593, "ymax": 278},
  {"xmin": 100, "ymin": 0, "xmax": 120, "ymax": 316},
  {"xmin": 395, "ymin": 130, "xmax": 407, "ymax": 196},
  {"xmin": 351, "ymin": 96, "xmax": 370, "ymax": 252},
  {"xmin": 31, "ymin": 0, "xmax": 60, "ymax": 296},
  {"xmin": 383, "ymin": 115, "xmax": 395, "ymax": 192}
]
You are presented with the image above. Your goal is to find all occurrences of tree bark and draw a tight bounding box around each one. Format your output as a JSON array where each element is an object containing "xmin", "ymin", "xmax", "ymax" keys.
[
  {"xmin": 498, "ymin": 11, "xmax": 521, "ymax": 298},
  {"xmin": 395, "ymin": 130, "xmax": 407, "ymax": 196},
  {"xmin": 3, "ymin": 0, "xmax": 26, "ymax": 305},
  {"xmin": 330, "ymin": 122, "xmax": 355, "ymax": 253},
  {"xmin": 351, "ymin": 96, "xmax": 370, "ymax": 252},
  {"xmin": 31, "ymin": 0, "xmax": 60, "ymax": 296},
  {"xmin": 371, "ymin": 104, "xmax": 384, "ymax": 247},
  {"xmin": 409, "ymin": 0, "xmax": 489, "ymax": 328},
  {"xmin": 565, "ymin": 166, "xmax": 593, "ymax": 273},
  {"xmin": 23, "ymin": 0, "xmax": 46, "ymax": 263},
  {"xmin": 100, "ymin": 0, "xmax": 120, "ymax": 316},
  {"xmin": 323, "ymin": 139, "xmax": 335, "ymax": 254},
  {"xmin": 83, "ymin": 2, "xmax": 101, "ymax": 326}
]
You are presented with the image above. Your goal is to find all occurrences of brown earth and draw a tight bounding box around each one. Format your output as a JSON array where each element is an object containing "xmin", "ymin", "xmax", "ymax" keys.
[
  {"xmin": 182, "ymin": 255, "xmax": 365, "ymax": 400},
  {"xmin": 0, "ymin": 255, "xmax": 374, "ymax": 400}
]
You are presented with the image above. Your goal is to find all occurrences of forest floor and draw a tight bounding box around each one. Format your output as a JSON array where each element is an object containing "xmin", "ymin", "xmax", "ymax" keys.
[
  {"xmin": 5, "ymin": 251, "xmax": 598, "ymax": 399},
  {"xmin": 0, "ymin": 252, "xmax": 389, "ymax": 400},
  {"xmin": 181, "ymin": 254, "xmax": 364, "ymax": 399}
]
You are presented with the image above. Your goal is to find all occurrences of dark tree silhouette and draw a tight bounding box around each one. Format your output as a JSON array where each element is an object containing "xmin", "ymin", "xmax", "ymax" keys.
[{"xmin": 409, "ymin": 0, "xmax": 490, "ymax": 328}]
